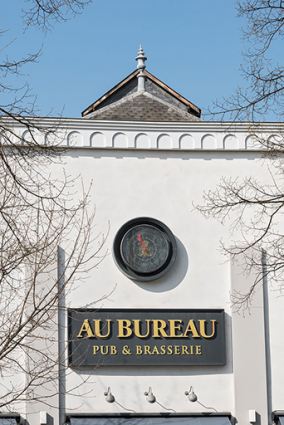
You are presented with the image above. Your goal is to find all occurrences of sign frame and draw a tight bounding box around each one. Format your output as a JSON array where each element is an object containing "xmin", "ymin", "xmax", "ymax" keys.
[{"xmin": 68, "ymin": 308, "xmax": 226, "ymax": 367}]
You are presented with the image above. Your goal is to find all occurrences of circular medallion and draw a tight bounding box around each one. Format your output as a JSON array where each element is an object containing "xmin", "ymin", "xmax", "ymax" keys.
[{"xmin": 113, "ymin": 217, "xmax": 177, "ymax": 282}]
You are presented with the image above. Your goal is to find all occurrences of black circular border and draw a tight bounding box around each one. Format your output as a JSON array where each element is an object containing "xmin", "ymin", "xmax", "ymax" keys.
[{"xmin": 113, "ymin": 217, "xmax": 177, "ymax": 282}]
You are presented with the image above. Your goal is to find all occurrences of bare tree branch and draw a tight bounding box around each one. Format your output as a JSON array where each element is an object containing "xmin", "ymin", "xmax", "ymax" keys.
[
  {"xmin": 0, "ymin": 0, "xmax": 109, "ymax": 414},
  {"xmin": 210, "ymin": 1, "xmax": 284, "ymax": 121},
  {"xmin": 199, "ymin": 2, "xmax": 284, "ymax": 308}
]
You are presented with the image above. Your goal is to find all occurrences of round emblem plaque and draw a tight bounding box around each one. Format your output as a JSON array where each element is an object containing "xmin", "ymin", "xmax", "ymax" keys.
[{"xmin": 113, "ymin": 217, "xmax": 177, "ymax": 282}]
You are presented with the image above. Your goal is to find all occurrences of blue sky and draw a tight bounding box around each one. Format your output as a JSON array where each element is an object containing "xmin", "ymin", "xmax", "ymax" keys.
[{"xmin": 2, "ymin": 1, "xmax": 246, "ymax": 119}]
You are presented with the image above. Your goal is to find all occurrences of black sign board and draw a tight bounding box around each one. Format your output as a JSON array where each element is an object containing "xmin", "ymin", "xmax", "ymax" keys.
[{"xmin": 68, "ymin": 309, "xmax": 226, "ymax": 367}]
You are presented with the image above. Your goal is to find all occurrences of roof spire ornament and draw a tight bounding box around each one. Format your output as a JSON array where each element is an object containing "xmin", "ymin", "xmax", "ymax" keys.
[{"xmin": 135, "ymin": 45, "xmax": 147, "ymax": 93}]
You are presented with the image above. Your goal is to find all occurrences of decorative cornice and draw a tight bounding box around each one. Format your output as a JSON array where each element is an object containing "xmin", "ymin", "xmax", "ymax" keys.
[{"xmin": 1, "ymin": 117, "xmax": 283, "ymax": 151}]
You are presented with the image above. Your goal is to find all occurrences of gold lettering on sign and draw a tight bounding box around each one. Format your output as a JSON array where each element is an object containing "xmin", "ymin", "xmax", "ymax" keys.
[
  {"xmin": 101, "ymin": 345, "xmax": 109, "ymax": 355},
  {"xmin": 174, "ymin": 345, "xmax": 181, "ymax": 355},
  {"xmin": 93, "ymin": 319, "xmax": 111, "ymax": 338},
  {"xmin": 110, "ymin": 346, "xmax": 117, "ymax": 355},
  {"xmin": 198, "ymin": 320, "xmax": 216, "ymax": 338},
  {"xmin": 117, "ymin": 319, "xmax": 132, "ymax": 337},
  {"xmin": 183, "ymin": 319, "xmax": 200, "ymax": 338},
  {"xmin": 152, "ymin": 320, "xmax": 168, "ymax": 337},
  {"xmin": 136, "ymin": 345, "xmax": 143, "ymax": 355},
  {"xmin": 182, "ymin": 346, "xmax": 189, "ymax": 355},
  {"xmin": 77, "ymin": 319, "xmax": 95, "ymax": 338},
  {"xmin": 144, "ymin": 345, "xmax": 152, "ymax": 355},
  {"xmin": 196, "ymin": 345, "xmax": 202, "ymax": 355},
  {"xmin": 151, "ymin": 346, "xmax": 160, "ymax": 355},
  {"xmin": 93, "ymin": 345, "xmax": 118, "ymax": 355},
  {"xmin": 76, "ymin": 317, "xmax": 218, "ymax": 342},
  {"xmin": 168, "ymin": 319, "xmax": 183, "ymax": 337},
  {"xmin": 93, "ymin": 345, "xmax": 99, "ymax": 354},
  {"xmin": 133, "ymin": 319, "xmax": 151, "ymax": 338},
  {"xmin": 167, "ymin": 345, "xmax": 173, "ymax": 355},
  {"xmin": 132, "ymin": 344, "xmax": 206, "ymax": 355}
]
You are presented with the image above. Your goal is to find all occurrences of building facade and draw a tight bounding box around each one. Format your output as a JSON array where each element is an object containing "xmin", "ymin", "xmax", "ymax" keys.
[{"xmin": 2, "ymin": 48, "xmax": 284, "ymax": 425}]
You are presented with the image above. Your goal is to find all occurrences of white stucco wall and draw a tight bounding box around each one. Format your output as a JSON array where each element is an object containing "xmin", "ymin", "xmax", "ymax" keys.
[{"xmin": 6, "ymin": 118, "xmax": 284, "ymax": 425}]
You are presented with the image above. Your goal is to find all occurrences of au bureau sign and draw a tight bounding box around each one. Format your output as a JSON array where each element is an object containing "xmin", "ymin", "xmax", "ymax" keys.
[{"xmin": 68, "ymin": 309, "xmax": 226, "ymax": 366}]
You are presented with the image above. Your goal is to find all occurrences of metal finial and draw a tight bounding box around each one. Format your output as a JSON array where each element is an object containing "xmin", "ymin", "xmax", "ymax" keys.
[
  {"xmin": 135, "ymin": 45, "xmax": 147, "ymax": 70},
  {"xmin": 135, "ymin": 45, "xmax": 147, "ymax": 92}
]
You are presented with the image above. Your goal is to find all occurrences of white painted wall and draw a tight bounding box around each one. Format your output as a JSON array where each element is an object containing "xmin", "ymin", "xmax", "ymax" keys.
[{"xmin": 6, "ymin": 118, "xmax": 284, "ymax": 425}]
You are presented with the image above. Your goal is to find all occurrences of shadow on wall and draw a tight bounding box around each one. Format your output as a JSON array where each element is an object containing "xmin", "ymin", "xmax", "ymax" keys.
[{"xmin": 69, "ymin": 148, "xmax": 262, "ymax": 162}]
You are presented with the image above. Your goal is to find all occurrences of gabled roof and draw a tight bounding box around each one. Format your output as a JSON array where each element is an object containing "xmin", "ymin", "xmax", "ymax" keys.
[
  {"xmin": 82, "ymin": 69, "xmax": 201, "ymax": 122},
  {"xmin": 82, "ymin": 91, "xmax": 200, "ymax": 122}
]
